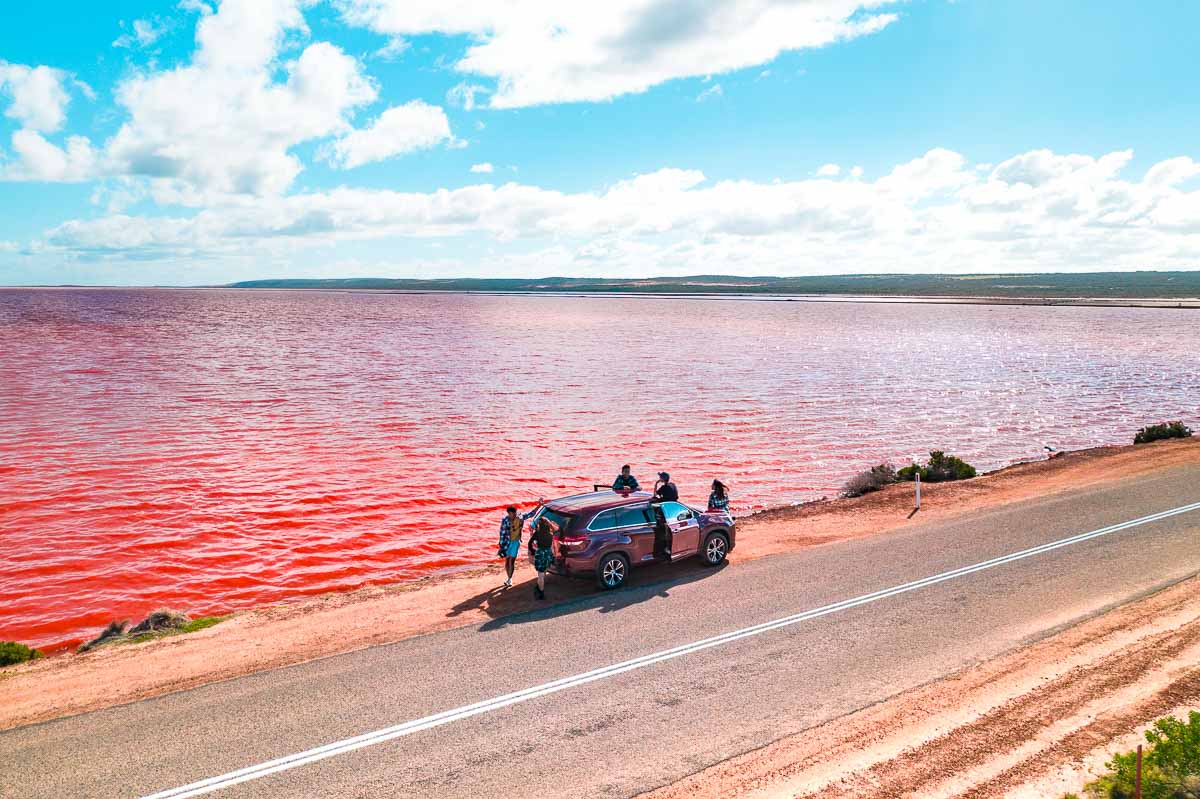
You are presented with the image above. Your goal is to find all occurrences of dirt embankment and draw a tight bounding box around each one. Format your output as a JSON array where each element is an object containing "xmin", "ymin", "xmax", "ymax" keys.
[
  {"xmin": 1, "ymin": 438, "xmax": 1197, "ymax": 733},
  {"xmin": 638, "ymin": 571, "xmax": 1200, "ymax": 799}
]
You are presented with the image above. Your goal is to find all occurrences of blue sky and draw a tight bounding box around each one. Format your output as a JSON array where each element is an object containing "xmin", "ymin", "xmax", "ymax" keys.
[{"xmin": 1, "ymin": 0, "xmax": 1198, "ymax": 285}]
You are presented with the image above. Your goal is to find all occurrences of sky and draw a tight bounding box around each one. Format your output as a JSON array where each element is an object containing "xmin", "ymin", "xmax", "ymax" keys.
[{"xmin": 0, "ymin": 0, "xmax": 1198, "ymax": 286}]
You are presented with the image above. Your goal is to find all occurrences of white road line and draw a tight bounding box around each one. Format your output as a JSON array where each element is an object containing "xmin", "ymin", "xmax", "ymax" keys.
[{"xmin": 142, "ymin": 500, "xmax": 1200, "ymax": 799}]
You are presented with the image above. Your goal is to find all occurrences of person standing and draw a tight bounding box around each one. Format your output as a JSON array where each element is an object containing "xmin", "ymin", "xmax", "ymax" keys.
[
  {"xmin": 612, "ymin": 465, "xmax": 640, "ymax": 492},
  {"xmin": 650, "ymin": 472, "xmax": 678, "ymax": 561},
  {"xmin": 530, "ymin": 517, "xmax": 555, "ymax": 600},
  {"xmin": 708, "ymin": 479, "xmax": 730, "ymax": 512},
  {"xmin": 652, "ymin": 471, "xmax": 678, "ymax": 503},
  {"xmin": 498, "ymin": 505, "xmax": 534, "ymax": 588}
]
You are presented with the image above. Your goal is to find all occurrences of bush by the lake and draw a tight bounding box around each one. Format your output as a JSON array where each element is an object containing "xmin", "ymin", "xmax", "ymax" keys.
[
  {"xmin": 1061, "ymin": 711, "xmax": 1200, "ymax": 798},
  {"xmin": 0, "ymin": 641, "xmax": 43, "ymax": 667},
  {"xmin": 1134, "ymin": 421, "xmax": 1193, "ymax": 445},
  {"xmin": 79, "ymin": 610, "xmax": 226, "ymax": 652},
  {"xmin": 843, "ymin": 463, "xmax": 898, "ymax": 497},
  {"xmin": 897, "ymin": 451, "xmax": 978, "ymax": 483}
]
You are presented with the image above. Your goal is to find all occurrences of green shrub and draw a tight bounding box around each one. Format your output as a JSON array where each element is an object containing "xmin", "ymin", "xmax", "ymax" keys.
[
  {"xmin": 1072, "ymin": 712, "xmax": 1200, "ymax": 799},
  {"xmin": 0, "ymin": 641, "xmax": 43, "ymax": 667},
  {"xmin": 843, "ymin": 463, "xmax": 898, "ymax": 497},
  {"xmin": 80, "ymin": 612, "xmax": 227, "ymax": 651},
  {"xmin": 1134, "ymin": 421, "xmax": 1193, "ymax": 445},
  {"xmin": 896, "ymin": 451, "xmax": 978, "ymax": 483}
]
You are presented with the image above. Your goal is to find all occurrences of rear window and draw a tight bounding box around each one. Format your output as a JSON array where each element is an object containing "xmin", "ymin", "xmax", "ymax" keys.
[
  {"xmin": 532, "ymin": 508, "xmax": 574, "ymax": 536},
  {"xmin": 588, "ymin": 509, "xmax": 618, "ymax": 531}
]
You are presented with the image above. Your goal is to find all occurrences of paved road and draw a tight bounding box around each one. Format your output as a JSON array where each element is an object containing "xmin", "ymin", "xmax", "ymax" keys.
[{"xmin": 4, "ymin": 465, "xmax": 1199, "ymax": 799}]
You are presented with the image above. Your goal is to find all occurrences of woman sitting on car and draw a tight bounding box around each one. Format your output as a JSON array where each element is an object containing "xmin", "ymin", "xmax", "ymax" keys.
[{"xmin": 708, "ymin": 480, "xmax": 730, "ymax": 512}]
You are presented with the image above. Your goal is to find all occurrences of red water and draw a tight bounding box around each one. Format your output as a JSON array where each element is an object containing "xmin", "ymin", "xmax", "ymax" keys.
[{"xmin": 1, "ymin": 288, "xmax": 1197, "ymax": 651}]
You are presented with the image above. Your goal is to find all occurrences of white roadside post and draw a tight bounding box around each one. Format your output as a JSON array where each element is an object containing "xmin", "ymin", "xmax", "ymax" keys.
[{"xmin": 915, "ymin": 471, "xmax": 921, "ymax": 511}]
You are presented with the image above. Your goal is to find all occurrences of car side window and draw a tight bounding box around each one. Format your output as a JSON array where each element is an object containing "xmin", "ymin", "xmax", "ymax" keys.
[
  {"xmin": 615, "ymin": 506, "xmax": 650, "ymax": 528},
  {"xmin": 658, "ymin": 501, "xmax": 692, "ymax": 522},
  {"xmin": 588, "ymin": 509, "xmax": 618, "ymax": 531}
]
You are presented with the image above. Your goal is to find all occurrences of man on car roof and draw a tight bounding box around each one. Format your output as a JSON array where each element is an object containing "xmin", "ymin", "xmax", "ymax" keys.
[{"xmin": 612, "ymin": 464, "xmax": 640, "ymax": 492}]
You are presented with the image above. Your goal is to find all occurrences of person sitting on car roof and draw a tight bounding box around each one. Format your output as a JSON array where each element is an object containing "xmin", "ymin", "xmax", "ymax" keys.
[
  {"xmin": 652, "ymin": 471, "xmax": 678, "ymax": 503},
  {"xmin": 612, "ymin": 464, "xmax": 640, "ymax": 493}
]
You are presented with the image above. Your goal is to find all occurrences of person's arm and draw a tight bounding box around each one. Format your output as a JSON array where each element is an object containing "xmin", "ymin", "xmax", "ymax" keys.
[
  {"xmin": 629, "ymin": 476, "xmax": 640, "ymax": 490},
  {"xmin": 612, "ymin": 476, "xmax": 623, "ymax": 490}
]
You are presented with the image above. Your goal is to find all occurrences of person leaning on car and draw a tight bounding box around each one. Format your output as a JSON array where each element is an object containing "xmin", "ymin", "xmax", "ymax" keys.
[
  {"xmin": 652, "ymin": 471, "xmax": 678, "ymax": 502},
  {"xmin": 612, "ymin": 464, "xmax": 640, "ymax": 492}
]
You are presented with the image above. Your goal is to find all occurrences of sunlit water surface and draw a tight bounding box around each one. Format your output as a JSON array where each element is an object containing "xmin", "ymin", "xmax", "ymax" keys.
[{"xmin": 2, "ymin": 289, "xmax": 1196, "ymax": 649}]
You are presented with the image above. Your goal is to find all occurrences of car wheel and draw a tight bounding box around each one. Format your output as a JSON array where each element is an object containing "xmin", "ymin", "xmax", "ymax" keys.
[
  {"xmin": 596, "ymin": 553, "xmax": 629, "ymax": 590},
  {"xmin": 702, "ymin": 532, "xmax": 729, "ymax": 566}
]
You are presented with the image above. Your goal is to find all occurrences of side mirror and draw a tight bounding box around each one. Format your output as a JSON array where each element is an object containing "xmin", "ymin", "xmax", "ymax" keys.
[{"xmin": 676, "ymin": 511, "xmax": 691, "ymax": 521}]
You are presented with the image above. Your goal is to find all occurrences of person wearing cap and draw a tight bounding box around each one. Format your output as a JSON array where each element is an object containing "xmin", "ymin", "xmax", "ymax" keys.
[
  {"xmin": 652, "ymin": 471, "xmax": 678, "ymax": 503},
  {"xmin": 650, "ymin": 472, "xmax": 677, "ymax": 561},
  {"xmin": 612, "ymin": 464, "xmax": 640, "ymax": 493}
]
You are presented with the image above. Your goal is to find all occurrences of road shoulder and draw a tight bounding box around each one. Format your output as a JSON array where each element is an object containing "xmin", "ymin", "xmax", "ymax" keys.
[{"xmin": 638, "ymin": 572, "xmax": 1200, "ymax": 799}]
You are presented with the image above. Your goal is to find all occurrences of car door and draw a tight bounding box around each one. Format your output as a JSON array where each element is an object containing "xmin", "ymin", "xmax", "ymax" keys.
[
  {"xmin": 613, "ymin": 504, "xmax": 657, "ymax": 564},
  {"xmin": 658, "ymin": 501, "xmax": 700, "ymax": 557}
]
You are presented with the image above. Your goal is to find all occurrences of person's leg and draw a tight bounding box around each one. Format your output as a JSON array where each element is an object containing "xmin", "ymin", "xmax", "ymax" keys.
[
  {"xmin": 505, "ymin": 557, "xmax": 515, "ymax": 585},
  {"xmin": 537, "ymin": 571, "xmax": 545, "ymax": 595}
]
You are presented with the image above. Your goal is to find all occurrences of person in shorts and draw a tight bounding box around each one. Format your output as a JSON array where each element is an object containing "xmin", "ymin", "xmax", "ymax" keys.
[{"xmin": 498, "ymin": 505, "xmax": 532, "ymax": 588}]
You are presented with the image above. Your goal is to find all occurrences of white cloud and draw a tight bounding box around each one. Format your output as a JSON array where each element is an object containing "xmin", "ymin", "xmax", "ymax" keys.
[
  {"xmin": 336, "ymin": 0, "xmax": 900, "ymax": 107},
  {"xmin": 1144, "ymin": 157, "xmax": 1200, "ymax": 188},
  {"xmin": 103, "ymin": 0, "xmax": 378, "ymax": 201},
  {"xmin": 114, "ymin": 18, "xmax": 169, "ymax": 49},
  {"xmin": 849, "ymin": 165, "xmax": 864, "ymax": 179},
  {"xmin": 446, "ymin": 81, "xmax": 488, "ymax": 111},
  {"xmin": 4, "ymin": 130, "xmax": 98, "ymax": 182},
  {"xmin": 470, "ymin": 162, "xmax": 494, "ymax": 173},
  {"xmin": 33, "ymin": 148, "xmax": 1200, "ymax": 277},
  {"xmin": 373, "ymin": 37, "xmax": 409, "ymax": 60},
  {"xmin": 329, "ymin": 101, "xmax": 453, "ymax": 168},
  {"xmin": 0, "ymin": 61, "xmax": 72, "ymax": 132},
  {"xmin": 816, "ymin": 163, "xmax": 840, "ymax": 177},
  {"xmin": 696, "ymin": 83, "xmax": 723, "ymax": 102},
  {"xmin": 178, "ymin": 0, "xmax": 214, "ymax": 14}
]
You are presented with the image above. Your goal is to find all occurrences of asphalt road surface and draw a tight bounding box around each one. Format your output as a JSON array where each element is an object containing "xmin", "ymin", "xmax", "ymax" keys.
[{"xmin": 4, "ymin": 464, "xmax": 1199, "ymax": 799}]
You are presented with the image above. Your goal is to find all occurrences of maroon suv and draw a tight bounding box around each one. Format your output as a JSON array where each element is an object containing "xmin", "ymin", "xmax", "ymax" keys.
[{"xmin": 526, "ymin": 490, "xmax": 735, "ymax": 589}]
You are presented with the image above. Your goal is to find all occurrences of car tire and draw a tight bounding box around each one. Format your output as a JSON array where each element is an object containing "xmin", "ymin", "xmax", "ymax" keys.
[
  {"xmin": 596, "ymin": 553, "xmax": 629, "ymax": 590},
  {"xmin": 702, "ymin": 532, "xmax": 729, "ymax": 566}
]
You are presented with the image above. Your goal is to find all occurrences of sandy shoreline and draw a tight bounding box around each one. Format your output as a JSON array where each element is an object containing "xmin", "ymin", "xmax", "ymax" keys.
[{"xmin": 1, "ymin": 438, "xmax": 1197, "ymax": 733}]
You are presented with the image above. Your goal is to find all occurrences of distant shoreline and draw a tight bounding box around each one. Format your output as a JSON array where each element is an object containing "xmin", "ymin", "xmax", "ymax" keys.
[{"xmin": 4, "ymin": 284, "xmax": 1199, "ymax": 308}]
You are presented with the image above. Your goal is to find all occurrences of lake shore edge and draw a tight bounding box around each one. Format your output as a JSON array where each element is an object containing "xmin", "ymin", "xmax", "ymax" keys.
[
  {"xmin": 1, "ymin": 437, "xmax": 1197, "ymax": 732},
  {"xmin": 9, "ymin": 284, "xmax": 1200, "ymax": 308}
]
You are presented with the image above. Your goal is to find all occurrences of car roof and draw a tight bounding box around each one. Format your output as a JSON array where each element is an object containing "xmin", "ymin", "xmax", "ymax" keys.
[{"xmin": 543, "ymin": 490, "xmax": 654, "ymax": 514}]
